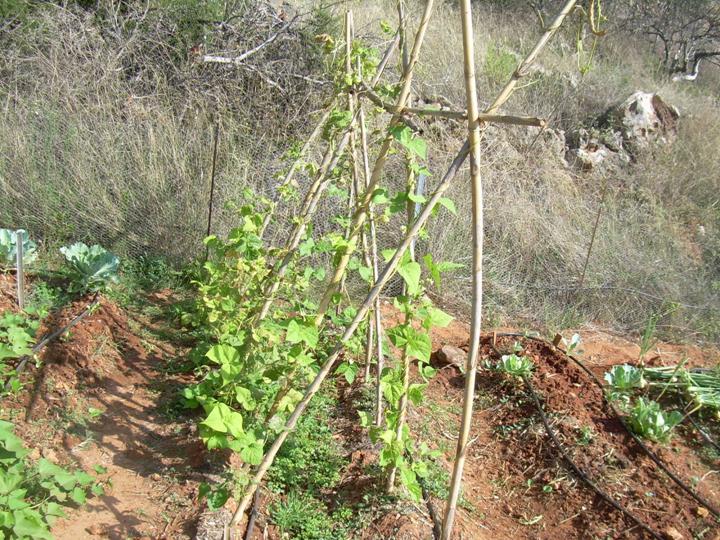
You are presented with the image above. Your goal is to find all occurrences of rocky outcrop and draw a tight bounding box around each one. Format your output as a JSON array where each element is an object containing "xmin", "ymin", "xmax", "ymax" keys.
[{"xmin": 566, "ymin": 91, "xmax": 679, "ymax": 172}]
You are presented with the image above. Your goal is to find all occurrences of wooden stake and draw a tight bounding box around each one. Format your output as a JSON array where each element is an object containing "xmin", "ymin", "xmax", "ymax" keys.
[
  {"xmin": 441, "ymin": 2, "xmax": 579, "ymax": 538},
  {"xmin": 15, "ymin": 231, "xmax": 24, "ymax": 310},
  {"xmin": 358, "ymin": 85, "xmax": 386, "ymax": 424},
  {"xmin": 441, "ymin": 1, "xmax": 483, "ymax": 536},
  {"xmin": 204, "ymin": 119, "xmax": 220, "ymax": 262},
  {"xmin": 578, "ymin": 178, "xmax": 607, "ymax": 290},
  {"xmin": 338, "ymin": 10, "xmax": 357, "ymax": 307}
]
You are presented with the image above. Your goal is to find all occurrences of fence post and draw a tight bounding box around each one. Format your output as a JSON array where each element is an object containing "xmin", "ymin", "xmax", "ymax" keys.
[
  {"xmin": 204, "ymin": 119, "xmax": 221, "ymax": 262},
  {"xmin": 15, "ymin": 230, "xmax": 24, "ymax": 309}
]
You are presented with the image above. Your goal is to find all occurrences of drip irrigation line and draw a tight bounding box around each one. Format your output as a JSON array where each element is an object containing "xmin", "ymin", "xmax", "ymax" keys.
[
  {"xmin": 521, "ymin": 375, "xmax": 663, "ymax": 540},
  {"xmin": 494, "ymin": 332, "xmax": 720, "ymax": 519},
  {"xmin": 243, "ymin": 488, "xmax": 260, "ymax": 540},
  {"xmin": 5, "ymin": 293, "xmax": 100, "ymax": 391},
  {"xmin": 678, "ymin": 395, "xmax": 720, "ymax": 453}
]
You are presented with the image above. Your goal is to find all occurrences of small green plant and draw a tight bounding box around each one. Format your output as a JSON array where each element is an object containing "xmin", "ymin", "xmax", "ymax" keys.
[
  {"xmin": 627, "ymin": 398, "xmax": 682, "ymax": 443},
  {"xmin": 576, "ymin": 426, "xmax": 594, "ymax": 446},
  {"xmin": 267, "ymin": 393, "xmax": 346, "ymax": 496},
  {"xmin": 488, "ymin": 354, "xmax": 534, "ymax": 378},
  {"xmin": 60, "ymin": 243, "xmax": 119, "ymax": 293},
  {"xmin": 0, "ymin": 420, "xmax": 103, "ymax": 539},
  {"xmin": 562, "ymin": 333, "xmax": 581, "ymax": 355},
  {"xmin": 638, "ymin": 314, "xmax": 659, "ymax": 363},
  {"xmin": 270, "ymin": 491, "xmax": 349, "ymax": 540},
  {"xmin": 0, "ymin": 312, "xmax": 39, "ymax": 393},
  {"xmin": 604, "ymin": 364, "xmax": 646, "ymax": 393},
  {"xmin": 0, "ymin": 229, "xmax": 37, "ymax": 267}
]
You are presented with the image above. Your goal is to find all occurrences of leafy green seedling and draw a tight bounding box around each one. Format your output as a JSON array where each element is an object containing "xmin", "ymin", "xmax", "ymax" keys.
[
  {"xmin": 491, "ymin": 354, "xmax": 534, "ymax": 378},
  {"xmin": 0, "ymin": 229, "xmax": 37, "ymax": 267},
  {"xmin": 604, "ymin": 364, "xmax": 646, "ymax": 392},
  {"xmin": 60, "ymin": 243, "xmax": 120, "ymax": 293},
  {"xmin": 627, "ymin": 398, "xmax": 682, "ymax": 443}
]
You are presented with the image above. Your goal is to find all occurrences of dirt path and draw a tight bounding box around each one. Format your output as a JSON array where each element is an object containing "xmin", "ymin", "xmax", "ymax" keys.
[{"xmin": 10, "ymin": 297, "xmax": 206, "ymax": 539}]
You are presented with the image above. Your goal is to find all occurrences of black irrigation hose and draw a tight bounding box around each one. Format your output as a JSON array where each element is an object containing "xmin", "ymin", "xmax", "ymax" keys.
[
  {"xmin": 678, "ymin": 395, "xmax": 720, "ymax": 454},
  {"xmin": 242, "ymin": 488, "xmax": 260, "ymax": 540},
  {"xmin": 5, "ymin": 293, "xmax": 100, "ymax": 391},
  {"xmin": 494, "ymin": 332, "xmax": 720, "ymax": 519},
  {"xmin": 521, "ymin": 374, "xmax": 663, "ymax": 540}
]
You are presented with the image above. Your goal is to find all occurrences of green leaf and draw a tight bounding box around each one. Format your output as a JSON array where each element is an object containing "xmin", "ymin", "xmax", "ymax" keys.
[
  {"xmin": 399, "ymin": 467, "xmax": 422, "ymax": 502},
  {"xmin": 205, "ymin": 344, "xmax": 240, "ymax": 366},
  {"xmin": 390, "ymin": 326, "xmax": 431, "ymax": 362},
  {"xmin": 358, "ymin": 266, "xmax": 374, "ymax": 283},
  {"xmin": 225, "ymin": 411, "xmax": 245, "ymax": 439},
  {"xmin": 390, "ymin": 126, "xmax": 427, "ymax": 160},
  {"xmin": 437, "ymin": 197, "xmax": 457, "ymax": 215},
  {"xmin": 200, "ymin": 404, "xmax": 230, "ymax": 433},
  {"xmin": 240, "ymin": 440, "xmax": 264, "ymax": 466},
  {"xmin": 335, "ymin": 362, "xmax": 358, "ymax": 384},
  {"xmin": 12, "ymin": 510, "xmax": 52, "ymax": 540},
  {"xmin": 397, "ymin": 261, "xmax": 422, "ymax": 296},
  {"xmin": 420, "ymin": 306, "xmax": 453, "ymax": 329},
  {"xmin": 235, "ymin": 387, "xmax": 256, "ymax": 411},
  {"xmin": 407, "ymin": 191, "xmax": 426, "ymax": 204},
  {"xmin": 408, "ymin": 383, "xmax": 426, "ymax": 406},
  {"xmin": 44, "ymin": 502, "xmax": 66, "ymax": 519},
  {"xmin": 371, "ymin": 188, "xmax": 391, "ymax": 205},
  {"xmin": 286, "ymin": 319, "xmax": 319, "ymax": 348},
  {"xmin": 70, "ymin": 486, "xmax": 87, "ymax": 505}
]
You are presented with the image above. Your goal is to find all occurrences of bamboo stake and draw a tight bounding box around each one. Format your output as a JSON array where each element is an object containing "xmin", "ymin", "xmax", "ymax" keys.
[
  {"xmin": 228, "ymin": 123, "xmax": 470, "ymax": 532},
  {"xmin": 358, "ymin": 90, "xmax": 386, "ymax": 422},
  {"xmin": 388, "ymin": 2, "xmax": 414, "ymax": 477},
  {"xmin": 360, "ymin": 85, "xmax": 546, "ymax": 126},
  {"xmin": 441, "ymin": 0, "xmax": 482, "ymax": 536},
  {"xmin": 398, "ymin": 0, "xmax": 417, "ymax": 282},
  {"xmin": 441, "ymin": 2, "xmax": 579, "ymax": 538},
  {"xmin": 338, "ymin": 11, "xmax": 357, "ymax": 308},
  {"xmin": 314, "ymin": 0, "xmax": 435, "ymax": 326}
]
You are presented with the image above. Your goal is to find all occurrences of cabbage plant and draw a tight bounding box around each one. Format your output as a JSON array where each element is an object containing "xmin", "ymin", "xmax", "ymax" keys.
[
  {"xmin": 0, "ymin": 229, "xmax": 37, "ymax": 267},
  {"xmin": 60, "ymin": 243, "xmax": 119, "ymax": 292}
]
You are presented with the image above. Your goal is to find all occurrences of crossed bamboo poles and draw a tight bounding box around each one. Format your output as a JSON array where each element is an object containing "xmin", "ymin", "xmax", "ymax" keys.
[{"xmin": 225, "ymin": 0, "xmax": 579, "ymax": 536}]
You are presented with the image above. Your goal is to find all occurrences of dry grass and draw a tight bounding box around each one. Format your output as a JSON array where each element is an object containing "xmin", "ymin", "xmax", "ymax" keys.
[{"xmin": 1, "ymin": 0, "xmax": 719, "ymax": 341}]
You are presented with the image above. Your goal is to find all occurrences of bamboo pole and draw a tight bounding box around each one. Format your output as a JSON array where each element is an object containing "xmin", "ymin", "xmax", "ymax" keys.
[
  {"xmin": 441, "ymin": 2, "xmax": 579, "ymax": 538},
  {"xmin": 358, "ymin": 90, "xmax": 386, "ymax": 422},
  {"xmin": 441, "ymin": 0, "xmax": 482, "ymax": 536},
  {"xmin": 388, "ymin": 2, "xmax": 414, "ymax": 484},
  {"xmin": 338, "ymin": 10, "xmax": 357, "ymax": 308},
  {"xmin": 314, "ymin": 0, "xmax": 435, "ymax": 326},
  {"xmin": 228, "ymin": 123, "xmax": 470, "ymax": 532},
  {"xmin": 360, "ymin": 84, "xmax": 545, "ymax": 126}
]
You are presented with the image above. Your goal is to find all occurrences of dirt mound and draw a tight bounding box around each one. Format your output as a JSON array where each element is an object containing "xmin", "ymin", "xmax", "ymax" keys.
[
  {"xmin": 3, "ymin": 295, "xmax": 208, "ymax": 539},
  {"xmin": 417, "ymin": 334, "xmax": 720, "ymax": 539}
]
